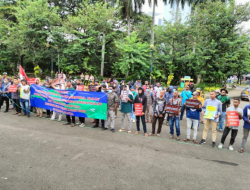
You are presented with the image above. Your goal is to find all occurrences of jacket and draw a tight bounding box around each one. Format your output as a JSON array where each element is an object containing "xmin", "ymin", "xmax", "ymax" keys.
[
  {"xmin": 0, "ymin": 82, "xmax": 11, "ymax": 97},
  {"xmin": 243, "ymin": 105, "xmax": 250, "ymax": 130},
  {"xmin": 134, "ymin": 87, "xmax": 147, "ymax": 113},
  {"xmin": 196, "ymin": 90, "xmax": 204, "ymax": 106}
]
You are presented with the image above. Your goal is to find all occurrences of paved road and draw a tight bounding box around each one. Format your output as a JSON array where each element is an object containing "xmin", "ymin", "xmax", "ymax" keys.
[{"xmin": 0, "ymin": 99, "xmax": 250, "ymax": 190}]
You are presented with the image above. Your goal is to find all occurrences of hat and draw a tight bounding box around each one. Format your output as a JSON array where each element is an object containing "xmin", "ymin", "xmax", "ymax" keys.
[
  {"xmin": 3, "ymin": 72, "xmax": 7, "ymax": 75},
  {"xmin": 220, "ymin": 88, "xmax": 228, "ymax": 94},
  {"xmin": 193, "ymin": 92, "xmax": 199, "ymax": 96}
]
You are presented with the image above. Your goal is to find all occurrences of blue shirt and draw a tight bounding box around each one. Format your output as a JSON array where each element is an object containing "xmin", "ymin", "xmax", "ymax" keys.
[
  {"xmin": 180, "ymin": 90, "xmax": 192, "ymax": 104},
  {"xmin": 186, "ymin": 100, "xmax": 202, "ymax": 120},
  {"xmin": 243, "ymin": 105, "xmax": 250, "ymax": 130},
  {"xmin": 203, "ymin": 98, "xmax": 222, "ymax": 122}
]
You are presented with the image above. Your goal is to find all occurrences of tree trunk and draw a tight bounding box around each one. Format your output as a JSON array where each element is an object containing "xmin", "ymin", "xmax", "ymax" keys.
[
  {"xmin": 175, "ymin": 0, "xmax": 180, "ymax": 22},
  {"xmin": 101, "ymin": 33, "xmax": 105, "ymax": 77},
  {"xmin": 151, "ymin": 0, "xmax": 156, "ymax": 44},
  {"xmin": 127, "ymin": 14, "xmax": 131, "ymax": 37},
  {"xmin": 196, "ymin": 73, "xmax": 202, "ymax": 86},
  {"xmin": 20, "ymin": 55, "xmax": 25, "ymax": 66}
]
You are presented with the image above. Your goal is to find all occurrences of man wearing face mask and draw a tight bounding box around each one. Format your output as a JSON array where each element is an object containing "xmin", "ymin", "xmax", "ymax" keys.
[{"xmin": 104, "ymin": 86, "xmax": 119, "ymax": 132}]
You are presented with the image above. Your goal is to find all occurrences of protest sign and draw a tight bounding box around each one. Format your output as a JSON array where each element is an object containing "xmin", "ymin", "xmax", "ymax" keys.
[
  {"xmin": 30, "ymin": 85, "xmax": 107, "ymax": 120},
  {"xmin": 58, "ymin": 74, "xmax": 62, "ymax": 79},
  {"xmin": 27, "ymin": 78, "xmax": 36, "ymax": 85},
  {"xmin": 134, "ymin": 103, "xmax": 143, "ymax": 116},
  {"xmin": 89, "ymin": 85, "xmax": 97, "ymax": 92},
  {"xmin": 185, "ymin": 99, "xmax": 200, "ymax": 109},
  {"xmin": 165, "ymin": 105, "xmax": 180, "ymax": 115},
  {"xmin": 8, "ymin": 85, "xmax": 18, "ymax": 92},
  {"xmin": 76, "ymin": 85, "xmax": 84, "ymax": 91},
  {"xmin": 227, "ymin": 111, "xmax": 239, "ymax": 126},
  {"xmin": 204, "ymin": 105, "xmax": 217, "ymax": 120}
]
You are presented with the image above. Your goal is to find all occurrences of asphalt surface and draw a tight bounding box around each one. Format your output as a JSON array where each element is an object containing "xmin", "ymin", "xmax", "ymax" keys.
[{"xmin": 0, "ymin": 99, "xmax": 250, "ymax": 190}]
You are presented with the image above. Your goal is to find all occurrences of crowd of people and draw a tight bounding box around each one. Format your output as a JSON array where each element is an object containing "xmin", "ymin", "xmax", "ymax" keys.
[{"xmin": 0, "ymin": 72, "xmax": 250, "ymax": 154}]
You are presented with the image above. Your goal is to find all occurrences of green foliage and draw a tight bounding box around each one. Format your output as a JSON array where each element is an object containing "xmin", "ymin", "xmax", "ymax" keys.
[
  {"xmin": 113, "ymin": 32, "xmax": 151, "ymax": 81},
  {"xmin": 34, "ymin": 65, "xmax": 41, "ymax": 78}
]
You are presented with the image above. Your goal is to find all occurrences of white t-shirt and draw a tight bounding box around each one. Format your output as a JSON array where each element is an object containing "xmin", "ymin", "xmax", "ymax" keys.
[
  {"xmin": 20, "ymin": 85, "xmax": 30, "ymax": 100},
  {"xmin": 154, "ymin": 86, "xmax": 162, "ymax": 98}
]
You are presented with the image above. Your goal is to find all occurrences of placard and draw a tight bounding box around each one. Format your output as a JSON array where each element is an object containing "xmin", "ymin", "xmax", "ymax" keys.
[
  {"xmin": 27, "ymin": 78, "xmax": 36, "ymax": 85},
  {"xmin": 76, "ymin": 85, "xmax": 85, "ymax": 91},
  {"xmin": 186, "ymin": 99, "xmax": 200, "ymax": 109},
  {"xmin": 165, "ymin": 105, "xmax": 180, "ymax": 115},
  {"xmin": 58, "ymin": 74, "xmax": 62, "ymax": 79},
  {"xmin": 204, "ymin": 105, "xmax": 217, "ymax": 120},
  {"xmin": 227, "ymin": 111, "xmax": 239, "ymax": 127},
  {"xmin": 8, "ymin": 85, "xmax": 18, "ymax": 92},
  {"xmin": 134, "ymin": 103, "xmax": 143, "ymax": 116}
]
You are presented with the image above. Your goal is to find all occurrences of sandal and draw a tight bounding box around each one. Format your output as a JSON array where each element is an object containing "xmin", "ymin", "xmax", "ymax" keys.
[
  {"xmin": 238, "ymin": 148, "xmax": 244, "ymax": 153},
  {"xmin": 36, "ymin": 114, "xmax": 39, "ymax": 117},
  {"xmin": 135, "ymin": 131, "xmax": 140, "ymax": 135},
  {"xmin": 183, "ymin": 138, "xmax": 190, "ymax": 142},
  {"xmin": 193, "ymin": 140, "xmax": 198, "ymax": 144},
  {"xmin": 118, "ymin": 129, "xmax": 125, "ymax": 132},
  {"xmin": 18, "ymin": 113, "xmax": 22, "ymax": 116},
  {"xmin": 128, "ymin": 131, "xmax": 132, "ymax": 134},
  {"xmin": 13, "ymin": 112, "xmax": 19, "ymax": 115},
  {"xmin": 144, "ymin": 133, "xmax": 148, "ymax": 137}
]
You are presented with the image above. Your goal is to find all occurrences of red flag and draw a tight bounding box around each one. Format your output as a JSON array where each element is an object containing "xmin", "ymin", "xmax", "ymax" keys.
[{"xmin": 19, "ymin": 65, "xmax": 28, "ymax": 80}]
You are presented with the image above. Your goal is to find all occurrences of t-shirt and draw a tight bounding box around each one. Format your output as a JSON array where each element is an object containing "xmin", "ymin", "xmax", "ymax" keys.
[
  {"xmin": 121, "ymin": 94, "xmax": 133, "ymax": 113},
  {"xmin": 154, "ymin": 87, "xmax": 163, "ymax": 98},
  {"xmin": 20, "ymin": 85, "xmax": 30, "ymax": 100},
  {"xmin": 180, "ymin": 90, "xmax": 192, "ymax": 104},
  {"xmin": 226, "ymin": 106, "xmax": 243, "ymax": 130},
  {"xmin": 218, "ymin": 95, "xmax": 230, "ymax": 112}
]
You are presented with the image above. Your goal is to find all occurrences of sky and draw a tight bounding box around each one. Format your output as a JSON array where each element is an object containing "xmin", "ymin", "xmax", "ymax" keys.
[{"xmin": 142, "ymin": 0, "xmax": 250, "ymax": 31}]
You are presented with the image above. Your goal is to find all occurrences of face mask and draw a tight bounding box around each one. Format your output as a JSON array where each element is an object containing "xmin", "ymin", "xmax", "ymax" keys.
[
  {"xmin": 146, "ymin": 89, "xmax": 149, "ymax": 92},
  {"xmin": 108, "ymin": 90, "xmax": 112, "ymax": 93},
  {"xmin": 101, "ymin": 90, "xmax": 105, "ymax": 93}
]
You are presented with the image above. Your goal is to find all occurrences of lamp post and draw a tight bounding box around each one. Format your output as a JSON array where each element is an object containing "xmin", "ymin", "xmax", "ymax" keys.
[{"xmin": 150, "ymin": 44, "xmax": 154, "ymax": 85}]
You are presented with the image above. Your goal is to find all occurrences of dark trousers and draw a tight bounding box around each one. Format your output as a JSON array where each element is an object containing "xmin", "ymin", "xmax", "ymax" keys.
[
  {"xmin": 79, "ymin": 117, "xmax": 85, "ymax": 124},
  {"xmin": 0, "ymin": 96, "xmax": 9, "ymax": 111},
  {"xmin": 47, "ymin": 110, "xmax": 52, "ymax": 116},
  {"xmin": 136, "ymin": 115, "xmax": 147, "ymax": 133},
  {"xmin": 66, "ymin": 115, "xmax": 75, "ymax": 124},
  {"xmin": 180, "ymin": 105, "xmax": 186, "ymax": 119},
  {"xmin": 221, "ymin": 127, "xmax": 238, "ymax": 145},
  {"xmin": 152, "ymin": 116, "xmax": 164, "ymax": 134},
  {"xmin": 13, "ymin": 99, "xmax": 21, "ymax": 113},
  {"xmin": 96, "ymin": 119, "xmax": 105, "ymax": 127}
]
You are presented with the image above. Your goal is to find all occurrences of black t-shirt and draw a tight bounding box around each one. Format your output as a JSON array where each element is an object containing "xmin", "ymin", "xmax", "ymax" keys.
[{"xmin": 222, "ymin": 99, "xmax": 230, "ymax": 112}]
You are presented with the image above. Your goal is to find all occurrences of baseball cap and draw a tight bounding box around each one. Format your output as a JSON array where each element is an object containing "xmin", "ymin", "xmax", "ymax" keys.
[{"xmin": 3, "ymin": 72, "xmax": 7, "ymax": 75}]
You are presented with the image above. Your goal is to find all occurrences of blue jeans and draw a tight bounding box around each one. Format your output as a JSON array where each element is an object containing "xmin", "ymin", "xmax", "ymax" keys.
[
  {"xmin": 169, "ymin": 116, "xmax": 180, "ymax": 136},
  {"xmin": 131, "ymin": 104, "xmax": 135, "ymax": 120},
  {"xmin": 20, "ymin": 98, "xmax": 30, "ymax": 116},
  {"xmin": 136, "ymin": 115, "xmax": 147, "ymax": 133},
  {"xmin": 218, "ymin": 112, "xmax": 226, "ymax": 130},
  {"xmin": 180, "ymin": 105, "xmax": 186, "ymax": 119}
]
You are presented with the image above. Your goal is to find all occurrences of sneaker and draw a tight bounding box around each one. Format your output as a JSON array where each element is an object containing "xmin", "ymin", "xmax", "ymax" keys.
[
  {"xmin": 114, "ymin": 116, "xmax": 117, "ymax": 118},
  {"xmin": 102, "ymin": 127, "xmax": 108, "ymax": 131},
  {"xmin": 57, "ymin": 119, "xmax": 62, "ymax": 122},
  {"xmin": 157, "ymin": 134, "xmax": 160, "ymax": 137},
  {"xmin": 199, "ymin": 139, "xmax": 206, "ymax": 145},
  {"xmin": 111, "ymin": 129, "xmax": 115, "ymax": 133},
  {"xmin": 149, "ymin": 133, "xmax": 155, "ymax": 136},
  {"xmin": 4, "ymin": 110, "xmax": 8, "ymax": 113},
  {"xmin": 166, "ymin": 122, "xmax": 169, "ymax": 126},
  {"xmin": 92, "ymin": 125, "xmax": 99, "ymax": 128},
  {"xmin": 169, "ymin": 135, "xmax": 174, "ymax": 139},
  {"xmin": 218, "ymin": 143, "xmax": 223, "ymax": 149},
  {"xmin": 212, "ymin": 142, "xmax": 216, "ymax": 148},
  {"xmin": 50, "ymin": 118, "xmax": 55, "ymax": 121},
  {"xmin": 176, "ymin": 136, "xmax": 180, "ymax": 141},
  {"xmin": 132, "ymin": 119, "xmax": 135, "ymax": 123},
  {"xmin": 79, "ymin": 123, "xmax": 85, "ymax": 128},
  {"xmin": 229, "ymin": 145, "xmax": 234, "ymax": 151}
]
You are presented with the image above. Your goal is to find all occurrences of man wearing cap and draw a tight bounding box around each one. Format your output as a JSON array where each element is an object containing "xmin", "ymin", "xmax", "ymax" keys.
[
  {"xmin": 217, "ymin": 89, "xmax": 230, "ymax": 132},
  {"xmin": 1, "ymin": 72, "xmax": 7, "ymax": 84}
]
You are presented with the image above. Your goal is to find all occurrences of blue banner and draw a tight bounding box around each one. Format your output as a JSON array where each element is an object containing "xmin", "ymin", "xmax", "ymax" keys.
[{"xmin": 30, "ymin": 85, "xmax": 107, "ymax": 120}]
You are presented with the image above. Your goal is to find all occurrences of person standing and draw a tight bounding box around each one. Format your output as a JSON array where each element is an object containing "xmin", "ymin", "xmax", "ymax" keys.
[
  {"xmin": 238, "ymin": 103, "xmax": 250, "ymax": 153},
  {"xmin": 134, "ymin": 87, "xmax": 148, "ymax": 137},
  {"xmin": 199, "ymin": 91, "xmax": 222, "ymax": 147},
  {"xmin": 63, "ymin": 81, "xmax": 76, "ymax": 127},
  {"xmin": 180, "ymin": 85, "xmax": 193, "ymax": 120},
  {"xmin": 12, "ymin": 78, "xmax": 22, "ymax": 116},
  {"xmin": 196, "ymin": 90, "xmax": 204, "ymax": 124},
  {"xmin": 145, "ymin": 86, "xmax": 153, "ymax": 123},
  {"xmin": 84, "ymin": 73, "xmax": 89, "ymax": 86},
  {"xmin": 0, "ymin": 78, "xmax": 11, "ymax": 113},
  {"xmin": 168, "ymin": 90, "xmax": 182, "ymax": 141},
  {"xmin": 130, "ymin": 87, "xmax": 137, "ymax": 123},
  {"xmin": 19, "ymin": 79, "xmax": 30, "ymax": 117},
  {"xmin": 183, "ymin": 92, "xmax": 202, "ymax": 144},
  {"xmin": 150, "ymin": 90, "xmax": 166, "ymax": 137},
  {"xmin": 142, "ymin": 81, "xmax": 149, "ymax": 92},
  {"xmin": 217, "ymin": 89, "xmax": 230, "ymax": 132},
  {"xmin": 34, "ymin": 78, "xmax": 43, "ymax": 118},
  {"xmin": 119, "ymin": 85, "xmax": 133, "ymax": 133},
  {"xmin": 154, "ymin": 82, "xmax": 162, "ymax": 98},
  {"xmin": 104, "ymin": 86, "xmax": 119, "ymax": 132},
  {"xmin": 218, "ymin": 98, "xmax": 243, "ymax": 150},
  {"xmin": 80, "ymin": 73, "xmax": 84, "ymax": 83},
  {"xmin": 50, "ymin": 79, "xmax": 63, "ymax": 121},
  {"xmin": 164, "ymin": 86, "xmax": 174, "ymax": 124},
  {"xmin": 89, "ymin": 74, "xmax": 94, "ymax": 85}
]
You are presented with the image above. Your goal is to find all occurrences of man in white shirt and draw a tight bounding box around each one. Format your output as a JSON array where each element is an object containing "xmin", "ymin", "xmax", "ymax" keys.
[
  {"xmin": 19, "ymin": 80, "xmax": 30, "ymax": 118},
  {"xmin": 154, "ymin": 82, "xmax": 162, "ymax": 98}
]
